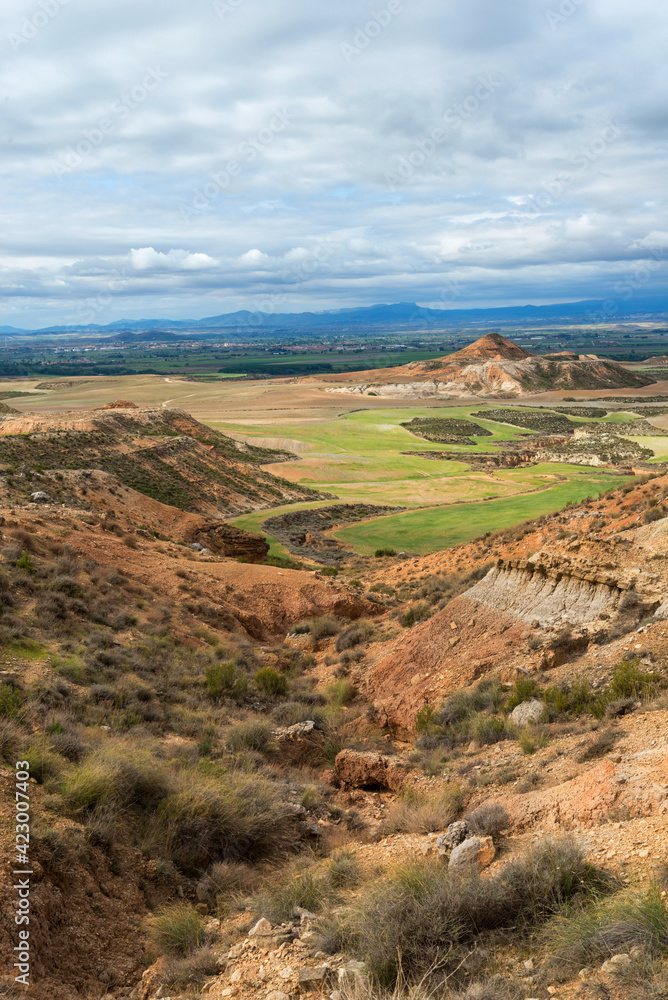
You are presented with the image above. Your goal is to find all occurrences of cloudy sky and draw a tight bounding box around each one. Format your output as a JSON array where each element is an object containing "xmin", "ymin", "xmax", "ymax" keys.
[{"xmin": 1, "ymin": 0, "xmax": 667, "ymax": 327}]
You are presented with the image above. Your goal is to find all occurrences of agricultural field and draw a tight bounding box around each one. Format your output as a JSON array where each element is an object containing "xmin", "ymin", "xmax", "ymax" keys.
[
  {"xmin": 225, "ymin": 404, "xmax": 649, "ymax": 556},
  {"xmin": 3, "ymin": 373, "xmax": 664, "ymax": 558}
]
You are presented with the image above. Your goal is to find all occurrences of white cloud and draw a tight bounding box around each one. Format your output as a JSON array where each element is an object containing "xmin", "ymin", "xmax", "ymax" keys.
[{"xmin": 130, "ymin": 248, "xmax": 217, "ymax": 271}]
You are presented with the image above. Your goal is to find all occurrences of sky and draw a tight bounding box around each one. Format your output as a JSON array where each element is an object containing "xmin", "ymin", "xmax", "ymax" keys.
[{"xmin": 1, "ymin": 0, "xmax": 667, "ymax": 327}]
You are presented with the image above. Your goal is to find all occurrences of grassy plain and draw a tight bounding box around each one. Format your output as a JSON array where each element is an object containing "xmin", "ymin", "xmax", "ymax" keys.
[
  {"xmin": 225, "ymin": 406, "xmax": 640, "ymax": 555},
  {"xmin": 332, "ymin": 467, "xmax": 632, "ymax": 555}
]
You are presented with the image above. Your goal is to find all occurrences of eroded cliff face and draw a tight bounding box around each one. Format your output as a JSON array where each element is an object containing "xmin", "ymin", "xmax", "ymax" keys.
[
  {"xmin": 364, "ymin": 530, "xmax": 668, "ymax": 730},
  {"xmin": 465, "ymin": 544, "xmax": 663, "ymax": 627}
]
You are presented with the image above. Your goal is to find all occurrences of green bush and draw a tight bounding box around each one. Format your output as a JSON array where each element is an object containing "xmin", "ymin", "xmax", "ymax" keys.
[
  {"xmin": 326, "ymin": 678, "xmax": 357, "ymax": 706},
  {"xmin": 150, "ymin": 903, "xmax": 205, "ymax": 956},
  {"xmin": 16, "ymin": 552, "xmax": 34, "ymax": 574},
  {"xmin": 547, "ymin": 884, "xmax": 668, "ymax": 979},
  {"xmin": 62, "ymin": 741, "xmax": 172, "ymax": 813},
  {"xmin": 205, "ymin": 661, "xmax": 248, "ymax": 701},
  {"xmin": 328, "ymin": 848, "xmax": 362, "ymax": 888},
  {"xmin": 472, "ymin": 714, "xmax": 508, "ymax": 747},
  {"xmin": 400, "ymin": 602, "xmax": 430, "ymax": 628},
  {"xmin": 255, "ymin": 667, "xmax": 288, "ymax": 697},
  {"xmin": 374, "ymin": 548, "xmax": 396, "ymax": 557},
  {"xmin": 159, "ymin": 771, "xmax": 293, "ymax": 873},
  {"xmin": 0, "ymin": 683, "xmax": 25, "ymax": 719},
  {"xmin": 254, "ymin": 863, "xmax": 331, "ymax": 923},
  {"xmin": 506, "ymin": 676, "xmax": 541, "ymax": 711}
]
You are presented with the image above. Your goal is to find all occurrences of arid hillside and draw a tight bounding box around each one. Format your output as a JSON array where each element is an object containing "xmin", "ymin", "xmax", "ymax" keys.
[
  {"xmin": 322, "ymin": 332, "xmax": 656, "ymax": 398},
  {"xmin": 1, "ymin": 408, "xmax": 668, "ymax": 1000},
  {"xmin": 0, "ymin": 400, "xmax": 324, "ymax": 517}
]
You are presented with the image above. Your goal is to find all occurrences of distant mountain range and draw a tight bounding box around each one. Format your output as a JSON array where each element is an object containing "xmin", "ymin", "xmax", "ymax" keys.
[{"xmin": 3, "ymin": 295, "xmax": 668, "ymax": 336}]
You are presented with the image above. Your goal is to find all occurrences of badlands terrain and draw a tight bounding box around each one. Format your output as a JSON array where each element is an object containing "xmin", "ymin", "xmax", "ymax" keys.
[{"xmin": 0, "ymin": 336, "xmax": 667, "ymax": 1000}]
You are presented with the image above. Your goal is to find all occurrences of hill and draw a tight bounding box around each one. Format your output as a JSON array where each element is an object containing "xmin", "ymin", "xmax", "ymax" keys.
[
  {"xmin": 324, "ymin": 332, "xmax": 657, "ymax": 397},
  {"xmin": 0, "ymin": 401, "xmax": 325, "ymax": 516}
]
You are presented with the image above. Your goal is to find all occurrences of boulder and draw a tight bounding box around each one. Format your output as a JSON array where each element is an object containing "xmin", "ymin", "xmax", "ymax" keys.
[
  {"xmin": 248, "ymin": 917, "xmax": 272, "ymax": 937},
  {"xmin": 509, "ymin": 699, "xmax": 544, "ymax": 726},
  {"xmin": 448, "ymin": 836, "xmax": 496, "ymax": 872},
  {"xmin": 334, "ymin": 750, "xmax": 407, "ymax": 791},
  {"xmin": 436, "ymin": 821, "xmax": 470, "ymax": 853},
  {"xmin": 600, "ymin": 954, "xmax": 631, "ymax": 974},
  {"xmin": 30, "ymin": 491, "xmax": 52, "ymax": 503},
  {"xmin": 298, "ymin": 966, "xmax": 330, "ymax": 992}
]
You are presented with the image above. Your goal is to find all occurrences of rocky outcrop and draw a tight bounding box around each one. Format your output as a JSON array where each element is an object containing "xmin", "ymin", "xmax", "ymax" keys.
[
  {"xmin": 183, "ymin": 520, "xmax": 269, "ymax": 562},
  {"xmin": 334, "ymin": 750, "xmax": 408, "ymax": 790},
  {"xmin": 464, "ymin": 547, "xmax": 663, "ymax": 627},
  {"xmin": 98, "ymin": 399, "xmax": 139, "ymax": 409}
]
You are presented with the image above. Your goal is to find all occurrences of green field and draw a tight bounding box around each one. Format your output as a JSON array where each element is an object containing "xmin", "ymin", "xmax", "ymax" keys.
[
  {"xmin": 224, "ymin": 405, "xmax": 643, "ymax": 557},
  {"xmin": 332, "ymin": 467, "xmax": 632, "ymax": 555}
]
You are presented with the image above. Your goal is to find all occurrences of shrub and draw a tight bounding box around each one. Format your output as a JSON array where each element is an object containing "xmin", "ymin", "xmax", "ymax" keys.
[
  {"xmin": 62, "ymin": 741, "xmax": 172, "ymax": 813},
  {"xmin": 643, "ymin": 506, "xmax": 664, "ymax": 523},
  {"xmin": 23, "ymin": 738, "xmax": 64, "ymax": 784},
  {"xmin": 472, "ymin": 715, "xmax": 509, "ymax": 746},
  {"xmin": 159, "ymin": 947, "xmax": 220, "ymax": 989},
  {"xmin": 378, "ymin": 786, "xmax": 463, "ymax": 836},
  {"xmin": 506, "ymin": 676, "xmax": 541, "ymax": 711},
  {"xmin": 326, "ymin": 678, "xmax": 357, "ymax": 706},
  {"xmin": 158, "ymin": 771, "xmax": 293, "ymax": 873},
  {"xmin": 546, "ymin": 883, "xmax": 668, "ymax": 979},
  {"xmin": 332, "ymin": 838, "xmax": 610, "ymax": 987},
  {"xmin": 0, "ymin": 683, "xmax": 25, "ymax": 719},
  {"xmin": 205, "ymin": 661, "xmax": 247, "ymax": 701},
  {"xmin": 465, "ymin": 802, "xmax": 509, "ymax": 837},
  {"xmin": 400, "ymin": 603, "xmax": 430, "ymax": 628},
  {"xmin": 374, "ymin": 549, "xmax": 396, "ymax": 557},
  {"xmin": 208, "ymin": 860, "xmax": 260, "ymax": 898},
  {"xmin": 609, "ymin": 658, "xmax": 663, "ymax": 701},
  {"xmin": 335, "ymin": 625, "xmax": 366, "ymax": 653},
  {"xmin": 150, "ymin": 903, "xmax": 205, "ymax": 956},
  {"xmin": 0, "ymin": 718, "xmax": 22, "ymax": 764},
  {"xmin": 226, "ymin": 720, "xmax": 273, "ymax": 754},
  {"xmin": 254, "ymin": 862, "xmax": 330, "ymax": 923},
  {"xmin": 328, "ymin": 848, "xmax": 362, "ymax": 888},
  {"xmin": 255, "ymin": 667, "xmax": 288, "ymax": 697},
  {"xmin": 16, "ymin": 552, "xmax": 34, "ymax": 574}
]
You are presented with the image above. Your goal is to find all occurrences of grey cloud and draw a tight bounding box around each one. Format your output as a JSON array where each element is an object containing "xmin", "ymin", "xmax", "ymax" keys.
[{"xmin": 0, "ymin": 0, "xmax": 665, "ymax": 325}]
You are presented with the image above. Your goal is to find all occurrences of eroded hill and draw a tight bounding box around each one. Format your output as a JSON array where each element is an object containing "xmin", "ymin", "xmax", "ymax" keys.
[
  {"xmin": 0, "ymin": 401, "xmax": 325, "ymax": 516},
  {"xmin": 323, "ymin": 332, "xmax": 656, "ymax": 398}
]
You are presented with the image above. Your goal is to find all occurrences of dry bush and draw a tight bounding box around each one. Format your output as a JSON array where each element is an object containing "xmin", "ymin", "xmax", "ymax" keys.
[
  {"xmin": 378, "ymin": 786, "xmax": 463, "ymax": 836},
  {"xmin": 329, "ymin": 838, "xmax": 610, "ymax": 987}
]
